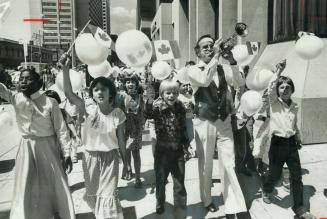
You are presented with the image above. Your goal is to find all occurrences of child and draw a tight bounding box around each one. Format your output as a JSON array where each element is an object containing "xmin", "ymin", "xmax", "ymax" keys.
[
  {"xmin": 0, "ymin": 69, "xmax": 75, "ymax": 219},
  {"xmin": 262, "ymin": 60, "xmax": 316, "ymax": 219},
  {"xmin": 61, "ymin": 54, "xmax": 127, "ymax": 219},
  {"xmin": 122, "ymin": 73, "xmax": 145, "ymax": 188},
  {"xmin": 145, "ymin": 79, "xmax": 193, "ymax": 218}
]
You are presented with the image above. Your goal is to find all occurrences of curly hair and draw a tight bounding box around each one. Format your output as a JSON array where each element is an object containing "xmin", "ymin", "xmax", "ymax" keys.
[{"xmin": 89, "ymin": 77, "xmax": 117, "ymax": 103}]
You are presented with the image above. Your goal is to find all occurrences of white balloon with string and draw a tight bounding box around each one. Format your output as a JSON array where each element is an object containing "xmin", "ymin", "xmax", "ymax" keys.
[
  {"xmin": 115, "ymin": 30, "xmax": 153, "ymax": 68},
  {"xmin": 151, "ymin": 61, "xmax": 172, "ymax": 80},
  {"xmin": 295, "ymin": 35, "xmax": 324, "ymax": 60},
  {"xmin": 231, "ymin": 45, "xmax": 249, "ymax": 64},
  {"xmin": 56, "ymin": 69, "xmax": 83, "ymax": 93},
  {"xmin": 88, "ymin": 61, "xmax": 112, "ymax": 78},
  {"xmin": 246, "ymin": 66, "xmax": 274, "ymax": 91},
  {"xmin": 75, "ymin": 33, "xmax": 109, "ymax": 65},
  {"xmin": 240, "ymin": 90, "xmax": 263, "ymax": 116},
  {"xmin": 174, "ymin": 67, "xmax": 190, "ymax": 84}
]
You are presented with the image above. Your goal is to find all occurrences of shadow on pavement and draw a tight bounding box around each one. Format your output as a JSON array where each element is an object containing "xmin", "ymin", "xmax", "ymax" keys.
[
  {"xmin": 76, "ymin": 212, "xmax": 95, "ymax": 219},
  {"xmin": 237, "ymin": 172, "xmax": 262, "ymax": 210},
  {"xmin": 0, "ymin": 159, "xmax": 15, "ymax": 174}
]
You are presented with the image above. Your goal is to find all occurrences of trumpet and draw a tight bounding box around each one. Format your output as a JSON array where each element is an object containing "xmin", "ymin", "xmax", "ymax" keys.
[{"xmin": 219, "ymin": 22, "xmax": 248, "ymax": 59}]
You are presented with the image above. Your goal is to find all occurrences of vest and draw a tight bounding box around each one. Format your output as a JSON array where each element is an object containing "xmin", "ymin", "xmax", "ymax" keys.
[{"xmin": 194, "ymin": 65, "xmax": 233, "ymax": 122}]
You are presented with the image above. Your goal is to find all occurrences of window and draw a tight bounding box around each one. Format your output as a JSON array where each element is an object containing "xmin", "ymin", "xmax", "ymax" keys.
[
  {"xmin": 60, "ymin": 15, "xmax": 71, "ymax": 18},
  {"xmin": 45, "ymin": 39, "xmax": 58, "ymax": 42},
  {"xmin": 61, "ymin": 3, "xmax": 70, "ymax": 6},
  {"xmin": 61, "ymin": 33, "xmax": 71, "ymax": 36},
  {"xmin": 268, "ymin": 0, "xmax": 327, "ymax": 43},
  {"xmin": 44, "ymin": 32, "xmax": 57, "ymax": 36},
  {"xmin": 44, "ymin": 14, "xmax": 57, "ymax": 18},
  {"xmin": 43, "ymin": 8, "xmax": 57, "ymax": 12},
  {"xmin": 60, "ymin": 21, "xmax": 71, "ymax": 24},
  {"xmin": 44, "ymin": 27, "xmax": 57, "ymax": 30},
  {"xmin": 42, "ymin": 2, "xmax": 56, "ymax": 6},
  {"xmin": 60, "ymin": 9, "xmax": 71, "ymax": 12},
  {"xmin": 61, "ymin": 27, "xmax": 71, "ymax": 30}
]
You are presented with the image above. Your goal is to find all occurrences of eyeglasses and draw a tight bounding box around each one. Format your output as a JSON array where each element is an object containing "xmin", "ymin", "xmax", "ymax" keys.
[{"xmin": 201, "ymin": 44, "xmax": 214, "ymax": 50}]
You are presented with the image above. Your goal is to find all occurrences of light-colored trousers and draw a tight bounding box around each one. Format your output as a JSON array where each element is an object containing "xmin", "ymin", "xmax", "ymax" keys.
[{"xmin": 193, "ymin": 115, "xmax": 247, "ymax": 214}]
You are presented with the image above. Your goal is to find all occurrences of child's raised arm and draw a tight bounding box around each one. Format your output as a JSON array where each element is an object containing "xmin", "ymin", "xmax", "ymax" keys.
[
  {"xmin": 267, "ymin": 59, "xmax": 287, "ymax": 103},
  {"xmin": 59, "ymin": 54, "xmax": 86, "ymax": 116},
  {"xmin": 0, "ymin": 83, "xmax": 13, "ymax": 103}
]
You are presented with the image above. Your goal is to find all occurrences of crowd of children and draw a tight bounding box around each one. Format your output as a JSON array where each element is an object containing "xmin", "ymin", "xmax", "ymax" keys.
[{"xmin": 0, "ymin": 37, "xmax": 318, "ymax": 219}]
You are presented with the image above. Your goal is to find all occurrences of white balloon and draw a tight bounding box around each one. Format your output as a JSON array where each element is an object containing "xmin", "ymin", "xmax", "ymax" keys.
[
  {"xmin": 232, "ymin": 45, "xmax": 249, "ymax": 64},
  {"xmin": 295, "ymin": 35, "xmax": 324, "ymax": 60},
  {"xmin": 115, "ymin": 30, "xmax": 153, "ymax": 67},
  {"xmin": 56, "ymin": 69, "xmax": 83, "ymax": 93},
  {"xmin": 151, "ymin": 61, "xmax": 172, "ymax": 80},
  {"xmin": 88, "ymin": 61, "xmax": 112, "ymax": 78},
  {"xmin": 246, "ymin": 67, "xmax": 274, "ymax": 91},
  {"xmin": 240, "ymin": 90, "xmax": 263, "ymax": 116},
  {"xmin": 75, "ymin": 33, "xmax": 109, "ymax": 65},
  {"xmin": 238, "ymin": 54, "xmax": 255, "ymax": 66},
  {"xmin": 175, "ymin": 67, "xmax": 190, "ymax": 84}
]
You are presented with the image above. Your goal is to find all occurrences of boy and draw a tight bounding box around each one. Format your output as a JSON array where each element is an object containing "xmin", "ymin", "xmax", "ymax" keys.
[
  {"xmin": 262, "ymin": 60, "xmax": 316, "ymax": 219},
  {"xmin": 145, "ymin": 79, "xmax": 193, "ymax": 218}
]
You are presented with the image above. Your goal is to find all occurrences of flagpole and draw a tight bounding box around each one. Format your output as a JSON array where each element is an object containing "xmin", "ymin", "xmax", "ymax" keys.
[{"xmin": 66, "ymin": 19, "xmax": 91, "ymax": 54}]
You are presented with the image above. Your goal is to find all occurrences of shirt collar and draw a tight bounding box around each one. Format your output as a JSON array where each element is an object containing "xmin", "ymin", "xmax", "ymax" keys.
[
  {"xmin": 30, "ymin": 91, "xmax": 43, "ymax": 100},
  {"xmin": 277, "ymin": 97, "xmax": 296, "ymax": 108},
  {"xmin": 197, "ymin": 60, "xmax": 207, "ymax": 68}
]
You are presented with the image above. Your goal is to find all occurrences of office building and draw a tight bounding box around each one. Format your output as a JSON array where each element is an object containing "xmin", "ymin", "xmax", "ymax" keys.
[{"xmin": 102, "ymin": 0, "xmax": 110, "ymax": 33}]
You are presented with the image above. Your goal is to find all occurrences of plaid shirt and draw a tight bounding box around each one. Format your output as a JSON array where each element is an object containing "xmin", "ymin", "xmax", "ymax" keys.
[{"xmin": 145, "ymin": 97, "xmax": 189, "ymax": 147}]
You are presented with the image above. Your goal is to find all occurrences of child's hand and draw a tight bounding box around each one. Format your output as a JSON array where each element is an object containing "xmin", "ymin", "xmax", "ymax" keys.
[
  {"xmin": 64, "ymin": 156, "xmax": 73, "ymax": 174},
  {"xmin": 58, "ymin": 53, "xmax": 71, "ymax": 69},
  {"xmin": 296, "ymin": 141, "xmax": 303, "ymax": 150},
  {"xmin": 276, "ymin": 59, "xmax": 286, "ymax": 72}
]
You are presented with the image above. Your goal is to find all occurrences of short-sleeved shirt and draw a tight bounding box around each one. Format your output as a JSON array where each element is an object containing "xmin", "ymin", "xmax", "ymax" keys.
[{"xmin": 82, "ymin": 103, "xmax": 126, "ymax": 152}]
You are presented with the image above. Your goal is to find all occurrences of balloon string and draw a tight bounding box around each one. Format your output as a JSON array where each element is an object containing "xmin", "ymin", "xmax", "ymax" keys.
[{"xmin": 302, "ymin": 60, "xmax": 310, "ymax": 99}]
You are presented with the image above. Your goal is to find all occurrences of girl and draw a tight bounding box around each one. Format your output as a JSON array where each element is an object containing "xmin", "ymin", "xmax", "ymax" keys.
[
  {"xmin": 145, "ymin": 79, "xmax": 193, "ymax": 219},
  {"xmin": 262, "ymin": 60, "xmax": 316, "ymax": 219},
  {"xmin": 0, "ymin": 69, "xmax": 75, "ymax": 219},
  {"xmin": 122, "ymin": 73, "xmax": 145, "ymax": 188},
  {"xmin": 61, "ymin": 55, "xmax": 127, "ymax": 219}
]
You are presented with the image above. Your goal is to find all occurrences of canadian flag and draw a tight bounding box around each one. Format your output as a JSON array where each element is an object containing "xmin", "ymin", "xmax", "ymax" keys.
[
  {"xmin": 87, "ymin": 24, "xmax": 114, "ymax": 50},
  {"xmin": 246, "ymin": 41, "xmax": 261, "ymax": 56},
  {"xmin": 152, "ymin": 40, "xmax": 181, "ymax": 61}
]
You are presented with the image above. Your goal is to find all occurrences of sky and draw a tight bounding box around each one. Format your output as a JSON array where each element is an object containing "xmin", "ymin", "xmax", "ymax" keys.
[{"xmin": 110, "ymin": 0, "xmax": 137, "ymax": 35}]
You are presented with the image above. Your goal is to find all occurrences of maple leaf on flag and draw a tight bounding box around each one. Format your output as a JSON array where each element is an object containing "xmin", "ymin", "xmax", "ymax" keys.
[
  {"xmin": 252, "ymin": 44, "xmax": 257, "ymax": 51},
  {"xmin": 127, "ymin": 54, "xmax": 137, "ymax": 64},
  {"xmin": 137, "ymin": 50, "xmax": 145, "ymax": 58},
  {"xmin": 98, "ymin": 32, "xmax": 110, "ymax": 41},
  {"xmin": 158, "ymin": 43, "xmax": 170, "ymax": 55}
]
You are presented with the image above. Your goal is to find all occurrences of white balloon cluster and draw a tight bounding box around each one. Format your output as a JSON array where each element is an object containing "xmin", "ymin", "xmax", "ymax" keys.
[
  {"xmin": 295, "ymin": 35, "xmax": 324, "ymax": 60},
  {"xmin": 56, "ymin": 69, "xmax": 83, "ymax": 93},
  {"xmin": 151, "ymin": 61, "xmax": 172, "ymax": 80}
]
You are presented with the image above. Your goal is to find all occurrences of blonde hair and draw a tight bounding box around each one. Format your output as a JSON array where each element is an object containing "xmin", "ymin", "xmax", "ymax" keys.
[{"xmin": 159, "ymin": 79, "xmax": 180, "ymax": 97}]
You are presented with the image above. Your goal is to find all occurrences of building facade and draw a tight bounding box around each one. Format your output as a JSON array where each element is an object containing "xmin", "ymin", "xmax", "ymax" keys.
[
  {"xmin": 136, "ymin": 0, "xmax": 156, "ymax": 38},
  {"xmin": 41, "ymin": 0, "xmax": 75, "ymax": 61},
  {"xmin": 102, "ymin": 0, "xmax": 110, "ymax": 33},
  {"xmin": 75, "ymin": 0, "xmax": 103, "ymax": 32}
]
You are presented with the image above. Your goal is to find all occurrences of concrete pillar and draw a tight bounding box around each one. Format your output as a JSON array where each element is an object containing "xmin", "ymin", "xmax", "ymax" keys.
[
  {"xmin": 189, "ymin": 0, "xmax": 197, "ymax": 63},
  {"xmin": 196, "ymin": 0, "xmax": 215, "ymax": 39}
]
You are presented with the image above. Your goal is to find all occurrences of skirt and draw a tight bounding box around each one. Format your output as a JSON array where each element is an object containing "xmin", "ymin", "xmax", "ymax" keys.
[
  {"xmin": 10, "ymin": 135, "xmax": 75, "ymax": 219},
  {"xmin": 82, "ymin": 149, "xmax": 123, "ymax": 219}
]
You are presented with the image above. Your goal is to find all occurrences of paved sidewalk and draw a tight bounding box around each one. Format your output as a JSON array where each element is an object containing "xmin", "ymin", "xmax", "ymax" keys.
[{"xmin": 0, "ymin": 105, "xmax": 327, "ymax": 219}]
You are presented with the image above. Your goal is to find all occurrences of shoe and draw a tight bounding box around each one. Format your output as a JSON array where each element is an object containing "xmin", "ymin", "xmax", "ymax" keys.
[
  {"xmin": 156, "ymin": 204, "xmax": 165, "ymax": 214},
  {"xmin": 134, "ymin": 179, "xmax": 142, "ymax": 188},
  {"xmin": 125, "ymin": 170, "xmax": 133, "ymax": 181},
  {"xmin": 298, "ymin": 211, "xmax": 316, "ymax": 219},
  {"xmin": 262, "ymin": 191, "xmax": 272, "ymax": 204},
  {"xmin": 205, "ymin": 203, "xmax": 218, "ymax": 212}
]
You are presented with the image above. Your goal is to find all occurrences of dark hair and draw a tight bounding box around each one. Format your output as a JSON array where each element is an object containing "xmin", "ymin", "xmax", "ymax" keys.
[
  {"xmin": 20, "ymin": 68, "xmax": 40, "ymax": 81},
  {"xmin": 185, "ymin": 61, "xmax": 196, "ymax": 66},
  {"xmin": 89, "ymin": 77, "xmax": 117, "ymax": 103},
  {"xmin": 276, "ymin": 76, "xmax": 295, "ymax": 96},
  {"xmin": 194, "ymin": 34, "xmax": 214, "ymax": 56},
  {"xmin": 44, "ymin": 90, "xmax": 61, "ymax": 104},
  {"xmin": 124, "ymin": 74, "xmax": 139, "ymax": 88}
]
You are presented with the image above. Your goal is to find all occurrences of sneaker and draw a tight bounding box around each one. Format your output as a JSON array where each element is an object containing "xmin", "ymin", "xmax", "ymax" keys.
[
  {"xmin": 299, "ymin": 211, "xmax": 316, "ymax": 219},
  {"xmin": 134, "ymin": 179, "xmax": 142, "ymax": 188},
  {"xmin": 262, "ymin": 191, "xmax": 272, "ymax": 204},
  {"xmin": 156, "ymin": 204, "xmax": 165, "ymax": 214}
]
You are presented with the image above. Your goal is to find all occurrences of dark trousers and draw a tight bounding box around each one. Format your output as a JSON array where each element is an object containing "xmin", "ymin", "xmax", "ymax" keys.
[
  {"xmin": 154, "ymin": 145, "xmax": 187, "ymax": 211},
  {"xmin": 231, "ymin": 115, "xmax": 255, "ymax": 171},
  {"xmin": 263, "ymin": 135, "xmax": 306, "ymax": 215}
]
